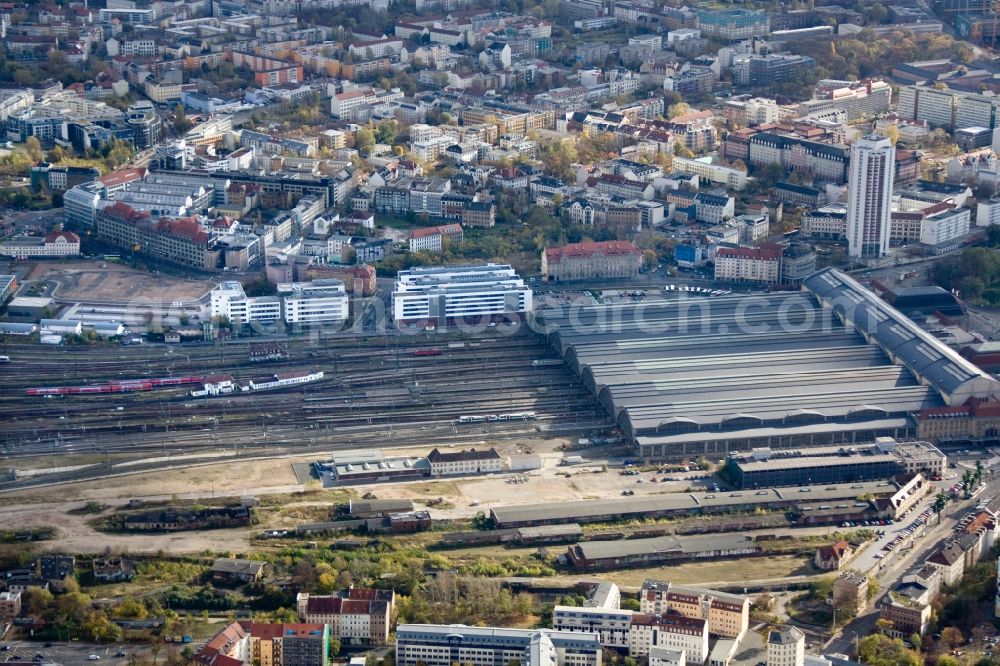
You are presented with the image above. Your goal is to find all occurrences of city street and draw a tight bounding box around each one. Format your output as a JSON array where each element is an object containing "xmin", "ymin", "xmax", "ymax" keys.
[
  {"xmin": 823, "ymin": 477, "xmax": 1000, "ymax": 656},
  {"xmin": 1, "ymin": 640, "xmax": 133, "ymax": 666}
]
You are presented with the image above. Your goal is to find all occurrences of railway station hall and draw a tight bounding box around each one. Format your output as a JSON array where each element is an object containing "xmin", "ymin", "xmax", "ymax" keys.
[{"xmin": 530, "ymin": 267, "xmax": 1000, "ymax": 461}]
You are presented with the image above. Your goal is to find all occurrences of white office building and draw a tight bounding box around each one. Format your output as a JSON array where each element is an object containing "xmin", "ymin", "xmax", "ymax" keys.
[
  {"xmin": 212, "ymin": 281, "xmax": 348, "ymax": 327},
  {"xmin": 395, "ymin": 624, "xmax": 603, "ymax": 666},
  {"xmin": 278, "ymin": 279, "xmax": 349, "ymax": 325},
  {"xmin": 553, "ymin": 606, "xmax": 633, "ymax": 648},
  {"xmin": 211, "ymin": 283, "xmax": 282, "ymax": 325},
  {"xmin": 391, "ymin": 264, "xmax": 533, "ymax": 325},
  {"xmin": 846, "ymin": 134, "xmax": 895, "ymax": 259}
]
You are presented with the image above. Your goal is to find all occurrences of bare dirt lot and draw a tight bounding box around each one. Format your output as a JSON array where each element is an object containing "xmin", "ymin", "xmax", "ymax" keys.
[
  {"xmin": 0, "ymin": 439, "xmax": 690, "ymax": 555},
  {"xmin": 26, "ymin": 261, "xmax": 213, "ymax": 303}
]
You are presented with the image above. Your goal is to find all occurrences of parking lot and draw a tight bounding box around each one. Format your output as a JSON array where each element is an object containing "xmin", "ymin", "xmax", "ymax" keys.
[{"xmin": 848, "ymin": 494, "xmax": 937, "ymax": 573}]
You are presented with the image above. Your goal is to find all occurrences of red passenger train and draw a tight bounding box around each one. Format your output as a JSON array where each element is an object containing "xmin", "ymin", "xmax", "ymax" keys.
[{"xmin": 26, "ymin": 375, "xmax": 206, "ymax": 396}]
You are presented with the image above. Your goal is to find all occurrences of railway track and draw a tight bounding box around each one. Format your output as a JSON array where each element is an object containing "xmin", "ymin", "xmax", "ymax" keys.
[{"xmin": 1, "ymin": 330, "xmax": 611, "ymax": 475}]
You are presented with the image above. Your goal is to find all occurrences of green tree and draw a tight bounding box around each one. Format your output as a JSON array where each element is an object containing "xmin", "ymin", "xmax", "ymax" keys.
[
  {"xmin": 113, "ymin": 598, "xmax": 148, "ymax": 619},
  {"xmin": 354, "ymin": 127, "xmax": 376, "ymax": 156},
  {"xmin": 858, "ymin": 634, "xmax": 921, "ymax": 666},
  {"xmin": 810, "ymin": 576, "xmax": 834, "ymax": 600},
  {"xmin": 867, "ymin": 578, "xmax": 880, "ymax": 602},
  {"xmin": 24, "ymin": 587, "xmax": 54, "ymax": 615},
  {"xmin": 986, "ymin": 224, "xmax": 1000, "ymax": 247},
  {"xmin": 173, "ymin": 105, "xmax": 193, "ymax": 134},
  {"xmin": 376, "ymin": 120, "xmax": 398, "ymax": 145}
]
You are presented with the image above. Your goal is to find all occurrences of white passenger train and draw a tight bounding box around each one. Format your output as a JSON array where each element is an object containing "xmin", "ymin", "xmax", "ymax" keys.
[{"xmin": 457, "ymin": 412, "xmax": 536, "ymax": 424}]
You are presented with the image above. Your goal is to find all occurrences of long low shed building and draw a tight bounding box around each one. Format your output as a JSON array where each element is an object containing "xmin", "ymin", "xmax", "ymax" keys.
[
  {"xmin": 529, "ymin": 267, "xmax": 1000, "ymax": 460},
  {"xmin": 490, "ymin": 480, "xmax": 898, "ymax": 528},
  {"xmin": 566, "ymin": 533, "xmax": 758, "ymax": 569}
]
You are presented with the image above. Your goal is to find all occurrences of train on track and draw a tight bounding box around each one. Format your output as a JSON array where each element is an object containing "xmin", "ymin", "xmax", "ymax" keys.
[
  {"xmin": 457, "ymin": 412, "xmax": 536, "ymax": 424},
  {"xmin": 413, "ymin": 348, "xmax": 442, "ymax": 357},
  {"xmin": 190, "ymin": 370, "xmax": 325, "ymax": 397},
  {"xmin": 26, "ymin": 376, "xmax": 207, "ymax": 396}
]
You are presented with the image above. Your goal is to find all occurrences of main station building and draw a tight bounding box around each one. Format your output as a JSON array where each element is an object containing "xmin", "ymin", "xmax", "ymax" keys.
[{"xmin": 531, "ymin": 268, "xmax": 1000, "ymax": 461}]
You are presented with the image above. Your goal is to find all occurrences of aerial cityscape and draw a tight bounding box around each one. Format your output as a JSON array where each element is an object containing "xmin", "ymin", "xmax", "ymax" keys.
[{"xmin": 8, "ymin": 0, "xmax": 1000, "ymax": 665}]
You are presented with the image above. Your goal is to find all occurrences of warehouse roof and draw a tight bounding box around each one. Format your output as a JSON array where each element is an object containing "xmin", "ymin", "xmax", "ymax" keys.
[
  {"xmin": 490, "ymin": 480, "xmax": 897, "ymax": 526},
  {"xmin": 732, "ymin": 452, "xmax": 899, "ymax": 472},
  {"xmin": 571, "ymin": 533, "xmax": 755, "ymax": 560}
]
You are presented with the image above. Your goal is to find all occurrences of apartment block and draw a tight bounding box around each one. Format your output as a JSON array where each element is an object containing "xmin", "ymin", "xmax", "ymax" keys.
[
  {"xmin": 249, "ymin": 622, "xmax": 330, "ymax": 666},
  {"xmin": 296, "ymin": 588, "xmax": 395, "ymax": 646},
  {"xmin": 0, "ymin": 230, "xmax": 80, "ymax": 259},
  {"xmin": 766, "ymin": 627, "xmax": 804, "ymax": 666},
  {"xmin": 409, "ymin": 224, "xmax": 464, "ymax": 253},
  {"xmin": 714, "ymin": 245, "xmax": 782, "ymax": 284},
  {"xmin": 638, "ymin": 580, "xmax": 750, "ymax": 639},
  {"xmin": 628, "ymin": 615, "xmax": 709, "ymax": 663}
]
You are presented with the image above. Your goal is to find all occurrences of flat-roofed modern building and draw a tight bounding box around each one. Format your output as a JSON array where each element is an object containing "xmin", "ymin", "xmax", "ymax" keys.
[
  {"xmin": 723, "ymin": 439, "xmax": 946, "ymax": 488},
  {"xmin": 553, "ymin": 606, "xmax": 633, "ymax": 648},
  {"xmin": 530, "ymin": 267, "xmax": 1000, "ymax": 461},
  {"xmin": 277, "ymin": 279, "xmax": 349, "ymax": 326},
  {"xmin": 392, "ymin": 264, "xmax": 532, "ymax": 325},
  {"xmin": 395, "ymin": 624, "xmax": 603, "ymax": 666}
]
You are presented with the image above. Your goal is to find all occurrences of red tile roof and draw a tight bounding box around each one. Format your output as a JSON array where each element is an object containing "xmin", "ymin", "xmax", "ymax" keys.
[
  {"xmin": 155, "ymin": 217, "xmax": 209, "ymax": 244},
  {"xmin": 195, "ymin": 621, "xmax": 248, "ymax": 666},
  {"xmin": 341, "ymin": 599, "xmax": 371, "ymax": 614},
  {"xmin": 920, "ymin": 397, "xmax": 1000, "ymax": 419},
  {"xmin": 44, "ymin": 230, "xmax": 79, "ymax": 244},
  {"xmin": 101, "ymin": 201, "xmax": 150, "ymax": 223},
  {"xmin": 98, "ymin": 167, "xmax": 146, "ymax": 188},
  {"xmin": 306, "ymin": 596, "xmax": 343, "ymax": 614},
  {"xmin": 716, "ymin": 245, "xmax": 782, "ymax": 261},
  {"xmin": 247, "ymin": 622, "xmax": 326, "ymax": 640},
  {"xmin": 545, "ymin": 240, "xmax": 640, "ymax": 264}
]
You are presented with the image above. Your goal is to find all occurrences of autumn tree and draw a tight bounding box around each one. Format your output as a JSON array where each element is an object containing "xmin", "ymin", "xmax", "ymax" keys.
[
  {"xmin": 941, "ymin": 626, "xmax": 964, "ymax": 649},
  {"xmin": 668, "ymin": 102, "xmax": 691, "ymax": 119},
  {"xmin": 25, "ymin": 136, "xmax": 43, "ymax": 163},
  {"xmin": 882, "ymin": 125, "xmax": 900, "ymax": 145}
]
